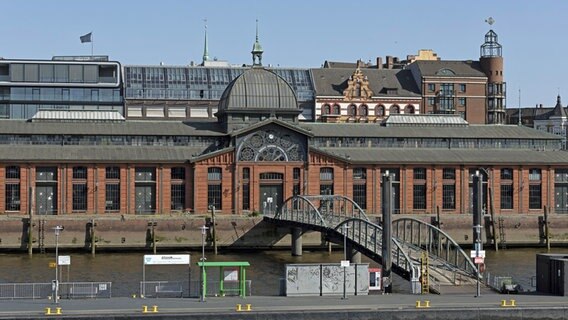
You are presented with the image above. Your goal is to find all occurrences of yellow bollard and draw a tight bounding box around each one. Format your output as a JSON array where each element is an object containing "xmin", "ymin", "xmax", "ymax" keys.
[
  {"xmin": 142, "ymin": 305, "xmax": 148, "ymax": 313},
  {"xmin": 236, "ymin": 304, "xmax": 242, "ymax": 312},
  {"xmin": 132, "ymin": 294, "xmax": 137, "ymax": 298},
  {"xmin": 152, "ymin": 305, "xmax": 159, "ymax": 313},
  {"xmin": 245, "ymin": 304, "xmax": 252, "ymax": 311},
  {"xmin": 44, "ymin": 307, "xmax": 52, "ymax": 315},
  {"xmin": 510, "ymin": 299, "xmax": 516, "ymax": 307},
  {"xmin": 55, "ymin": 307, "xmax": 62, "ymax": 315},
  {"xmin": 415, "ymin": 300, "xmax": 421, "ymax": 308},
  {"xmin": 501, "ymin": 299, "xmax": 506, "ymax": 307},
  {"xmin": 424, "ymin": 300, "xmax": 430, "ymax": 308}
]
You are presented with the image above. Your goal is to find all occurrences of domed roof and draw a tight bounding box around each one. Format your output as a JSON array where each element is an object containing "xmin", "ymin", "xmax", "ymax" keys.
[{"xmin": 218, "ymin": 68, "xmax": 298, "ymax": 111}]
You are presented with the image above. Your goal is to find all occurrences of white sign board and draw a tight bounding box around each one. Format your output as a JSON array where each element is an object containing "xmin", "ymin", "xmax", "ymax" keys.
[
  {"xmin": 267, "ymin": 197, "xmax": 273, "ymax": 203},
  {"xmin": 470, "ymin": 250, "xmax": 486, "ymax": 258},
  {"xmin": 143, "ymin": 254, "xmax": 190, "ymax": 265},
  {"xmin": 58, "ymin": 255, "xmax": 71, "ymax": 266},
  {"xmin": 224, "ymin": 269, "xmax": 238, "ymax": 281},
  {"xmin": 341, "ymin": 260, "xmax": 350, "ymax": 268}
]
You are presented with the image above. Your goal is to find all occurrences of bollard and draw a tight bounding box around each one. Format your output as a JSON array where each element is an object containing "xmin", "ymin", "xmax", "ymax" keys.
[
  {"xmin": 510, "ymin": 299, "xmax": 516, "ymax": 307},
  {"xmin": 55, "ymin": 307, "xmax": 62, "ymax": 315},
  {"xmin": 246, "ymin": 304, "xmax": 252, "ymax": 311},
  {"xmin": 415, "ymin": 300, "xmax": 430, "ymax": 308},
  {"xmin": 415, "ymin": 301, "xmax": 421, "ymax": 308},
  {"xmin": 236, "ymin": 304, "xmax": 242, "ymax": 312},
  {"xmin": 142, "ymin": 305, "xmax": 148, "ymax": 313},
  {"xmin": 132, "ymin": 294, "xmax": 137, "ymax": 298},
  {"xmin": 152, "ymin": 305, "xmax": 159, "ymax": 313},
  {"xmin": 44, "ymin": 307, "xmax": 52, "ymax": 315},
  {"xmin": 501, "ymin": 300, "xmax": 506, "ymax": 307}
]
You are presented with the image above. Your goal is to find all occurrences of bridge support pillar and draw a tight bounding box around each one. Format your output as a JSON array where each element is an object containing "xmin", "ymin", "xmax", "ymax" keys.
[
  {"xmin": 347, "ymin": 244, "xmax": 361, "ymax": 264},
  {"xmin": 291, "ymin": 227, "xmax": 303, "ymax": 256}
]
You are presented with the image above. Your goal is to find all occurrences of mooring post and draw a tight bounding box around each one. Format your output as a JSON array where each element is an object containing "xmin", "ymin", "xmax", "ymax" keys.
[
  {"xmin": 90, "ymin": 219, "xmax": 96, "ymax": 256},
  {"xmin": 28, "ymin": 186, "xmax": 35, "ymax": 256},
  {"xmin": 381, "ymin": 171, "xmax": 393, "ymax": 293}
]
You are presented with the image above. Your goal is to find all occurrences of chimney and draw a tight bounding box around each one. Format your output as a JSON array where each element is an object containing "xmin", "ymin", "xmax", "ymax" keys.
[
  {"xmin": 376, "ymin": 57, "xmax": 383, "ymax": 69},
  {"xmin": 386, "ymin": 56, "xmax": 394, "ymax": 69},
  {"xmin": 540, "ymin": 104, "xmax": 543, "ymax": 108}
]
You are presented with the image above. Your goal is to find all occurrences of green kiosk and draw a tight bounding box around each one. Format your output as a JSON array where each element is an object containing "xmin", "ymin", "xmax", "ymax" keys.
[{"xmin": 197, "ymin": 261, "xmax": 250, "ymax": 298}]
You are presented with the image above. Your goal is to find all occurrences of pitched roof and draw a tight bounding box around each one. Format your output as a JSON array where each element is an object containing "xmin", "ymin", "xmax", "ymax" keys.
[
  {"xmin": 551, "ymin": 95, "xmax": 568, "ymax": 118},
  {"xmin": 310, "ymin": 68, "xmax": 420, "ymax": 97},
  {"xmin": 312, "ymin": 147, "xmax": 568, "ymax": 165},
  {"xmin": 410, "ymin": 60, "xmax": 486, "ymax": 77}
]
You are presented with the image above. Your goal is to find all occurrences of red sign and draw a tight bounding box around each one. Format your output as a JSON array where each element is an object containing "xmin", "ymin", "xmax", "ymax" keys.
[{"xmin": 474, "ymin": 257, "xmax": 484, "ymax": 264}]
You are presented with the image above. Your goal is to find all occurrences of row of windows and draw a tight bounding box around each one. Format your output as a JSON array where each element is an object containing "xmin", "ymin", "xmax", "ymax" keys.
[
  {"xmin": 8, "ymin": 63, "xmax": 117, "ymax": 84},
  {"xmin": 321, "ymin": 104, "xmax": 416, "ymax": 116},
  {"xmin": 0, "ymin": 88, "xmax": 122, "ymax": 103},
  {"xmin": 0, "ymin": 134, "xmax": 223, "ymax": 147},
  {"xmin": 427, "ymin": 83, "xmax": 467, "ymax": 93},
  {"xmin": 311, "ymin": 137, "xmax": 560, "ymax": 150}
]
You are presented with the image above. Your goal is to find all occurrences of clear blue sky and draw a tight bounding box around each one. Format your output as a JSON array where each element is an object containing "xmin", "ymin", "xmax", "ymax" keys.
[{"xmin": 2, "ymin": 0, "xmax": 567, "ymax": 108}]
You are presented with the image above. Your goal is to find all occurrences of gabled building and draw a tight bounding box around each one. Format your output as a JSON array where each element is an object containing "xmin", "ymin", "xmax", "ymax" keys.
[{"xmin": 312, "ymin": 61, "xmax": 421, "ymax": 123}]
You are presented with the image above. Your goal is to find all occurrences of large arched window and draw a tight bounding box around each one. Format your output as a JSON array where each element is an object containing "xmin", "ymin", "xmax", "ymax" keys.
[
  {"xmin": 389, "ymin": 105, "xmax": 400, "ymax": 114},
  {"xmin": 322, "ymin": 104, "xmax": 331, "ymax": 115},
  {"xmin": 359, "ymin": 104, "xmax": 368, "ymax": 116},
  {"xmin": 404, "ymin": 105, "xmax": 415, "ymax": 114}
]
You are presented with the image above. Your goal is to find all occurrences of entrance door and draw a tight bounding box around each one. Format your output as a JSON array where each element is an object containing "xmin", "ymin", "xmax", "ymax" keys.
[
  {"xmin": 260, "ymin": 184, "xmax": 283, "ymax": 215},
  {"xmin": 135, "ymin": 185, "xmax": 155, "ymax": 214},
  {"xmin": 36, "ymin": 184, "xmax": 57, "ymax": 215}
]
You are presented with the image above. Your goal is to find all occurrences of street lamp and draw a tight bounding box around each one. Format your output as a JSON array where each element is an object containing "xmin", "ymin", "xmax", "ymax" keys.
[
  {"xmin": 342, "ymin": 224, "xmax": 350, "ymax": 300},
  {"xmin": 53, "ymin": 225, "xmax": 64, "ymax": 304},
  {"xmin": 200, "ymin": 225, "xmax": 209, "ymax": 302}
]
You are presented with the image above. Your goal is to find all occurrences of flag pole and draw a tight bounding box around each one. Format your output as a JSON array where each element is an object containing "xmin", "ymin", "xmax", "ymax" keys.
[{"xmin": 91, "ymin": 32, "xmax": 94, "ymax": 56}]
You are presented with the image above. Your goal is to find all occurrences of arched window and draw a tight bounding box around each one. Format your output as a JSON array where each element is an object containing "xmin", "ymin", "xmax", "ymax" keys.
[
  {"xmin": 322, "ymin": 104, "xmax": 331, "ymax": 115},
  {"xmin": 359, "ymin": 104, "xmax": 368, "ymax": 116},
  {"xmin": 347, "ymin": 104, "xmax": 357, "ymax": 116},
  {"xmin": 332, "ymin": 104, "xmax": 340, "ymax": 115},
  {"xmin": 376, "ymin": 105, "xmax": 385, "ymax": 116},
  {"xmin": 390, "ymin": 105, "xmax": 400, "ymax": 114},
  {"xmin": 405, "ymin": 105, "xmax": 415, "ymax": 114}
]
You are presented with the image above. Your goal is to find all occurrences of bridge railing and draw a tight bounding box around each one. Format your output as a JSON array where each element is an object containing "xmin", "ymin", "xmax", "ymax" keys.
[
  {"xmin": 393, "ymin": 217, "xmax": 478, "ymax": 277},
  {"xmin": 335, "ymin": 218, "xmax": 416, "ymax": 276}
]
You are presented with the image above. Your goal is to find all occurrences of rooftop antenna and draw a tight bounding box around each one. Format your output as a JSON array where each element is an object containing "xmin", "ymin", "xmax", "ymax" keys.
[{"xmin": 518, "ymin": 88, "xmax": 522, "ymax": 126}]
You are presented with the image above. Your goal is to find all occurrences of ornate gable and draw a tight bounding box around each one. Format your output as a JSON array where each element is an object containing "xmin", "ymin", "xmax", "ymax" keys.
[{"xmin": 343, "ymin": 61, "xmax": 374, "ymax": 100}]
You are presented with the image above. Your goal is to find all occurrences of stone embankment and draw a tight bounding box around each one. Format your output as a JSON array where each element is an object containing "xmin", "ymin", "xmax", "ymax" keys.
[{"xmin": 0, "ymin": 213, "xmax": 565, "ymax": 251}]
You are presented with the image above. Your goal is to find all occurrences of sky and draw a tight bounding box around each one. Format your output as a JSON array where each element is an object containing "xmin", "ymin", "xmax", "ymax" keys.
[{"xmin": 2, "ymin": 0, "xmax": 568, "ymax": 108}]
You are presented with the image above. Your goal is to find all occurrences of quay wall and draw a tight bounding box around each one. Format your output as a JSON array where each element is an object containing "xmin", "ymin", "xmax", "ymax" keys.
[
  {"xmin": 6, "ymin": 307, "xmax": 568, "ymax": 320},
  {"xmin": 0, "ymin": 213, "xmax": 567, "ymax": 252}
]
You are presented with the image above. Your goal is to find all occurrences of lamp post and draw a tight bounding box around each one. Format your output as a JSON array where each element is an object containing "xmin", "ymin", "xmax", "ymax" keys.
[
  {"xmin": 53, "ymin": 225, "xmax": 63, "ymax": 304},
  {"xmin": 342, "ymin": 224, "xmax": 350, "ymax": 300},
  {"xmin": 200, "ymin": 225, "xmax": 209, "ymax": 302}
]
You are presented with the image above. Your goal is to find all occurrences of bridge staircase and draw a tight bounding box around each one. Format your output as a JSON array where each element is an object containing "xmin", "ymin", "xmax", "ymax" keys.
[{"xmin": 264, "ymin": 195, "xmax": 483, "ymax": 294}]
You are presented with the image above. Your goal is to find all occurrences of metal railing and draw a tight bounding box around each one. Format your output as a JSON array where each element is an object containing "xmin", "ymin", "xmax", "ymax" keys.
[
  {"xmin": 0, "ymin": 282, "xmax": 111, "ymax": 300},
  {"xmin": 140, "ymin": 281, "xmax": 184, "ymax": 298}
]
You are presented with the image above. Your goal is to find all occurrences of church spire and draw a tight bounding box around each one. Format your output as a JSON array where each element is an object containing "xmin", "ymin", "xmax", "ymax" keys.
[
  {"xmin": 202, "ymin": 19, "xmax": 210, "ymax": 64},
  {"xmin": 251, "ymin": 19, "xmax": 263, "ymax": 67}
]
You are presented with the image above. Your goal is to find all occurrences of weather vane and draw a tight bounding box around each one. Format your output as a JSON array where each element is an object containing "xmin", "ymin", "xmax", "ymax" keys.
[{"xmin": 485, "ymin": 17, "xmax": 495, "ymax": 26}]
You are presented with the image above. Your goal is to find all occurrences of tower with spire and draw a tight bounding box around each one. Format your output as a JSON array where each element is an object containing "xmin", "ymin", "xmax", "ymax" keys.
[
  {"xmin": 479, "ymin": 17, "xmax": 506, "ymax": 124},
  {"xmin": 251, "ymin": 19, "xmax": 263, "ymax": 67}
]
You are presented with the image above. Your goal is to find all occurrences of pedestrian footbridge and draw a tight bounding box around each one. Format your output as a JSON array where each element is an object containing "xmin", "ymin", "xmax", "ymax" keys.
[{"xmin": 263, "ymin": 195, "xmax": 481, "ymax": 294}]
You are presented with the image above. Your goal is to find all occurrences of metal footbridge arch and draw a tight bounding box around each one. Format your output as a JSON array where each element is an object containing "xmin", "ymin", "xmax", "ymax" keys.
[{"xmin": 264, "ymin": 195, "xmax": 479, "ymax": 292}]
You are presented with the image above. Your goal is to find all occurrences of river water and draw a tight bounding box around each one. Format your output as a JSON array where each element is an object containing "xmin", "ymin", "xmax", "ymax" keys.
[{"xmin": 0, "ymin": 247, "xmax": 565, "ymax": 296}]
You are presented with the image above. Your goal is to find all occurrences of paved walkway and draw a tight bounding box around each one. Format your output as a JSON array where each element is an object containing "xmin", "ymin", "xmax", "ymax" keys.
[{"xmin": 0, "ymin": 292, "xmax": 567, "ymax": 319}]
